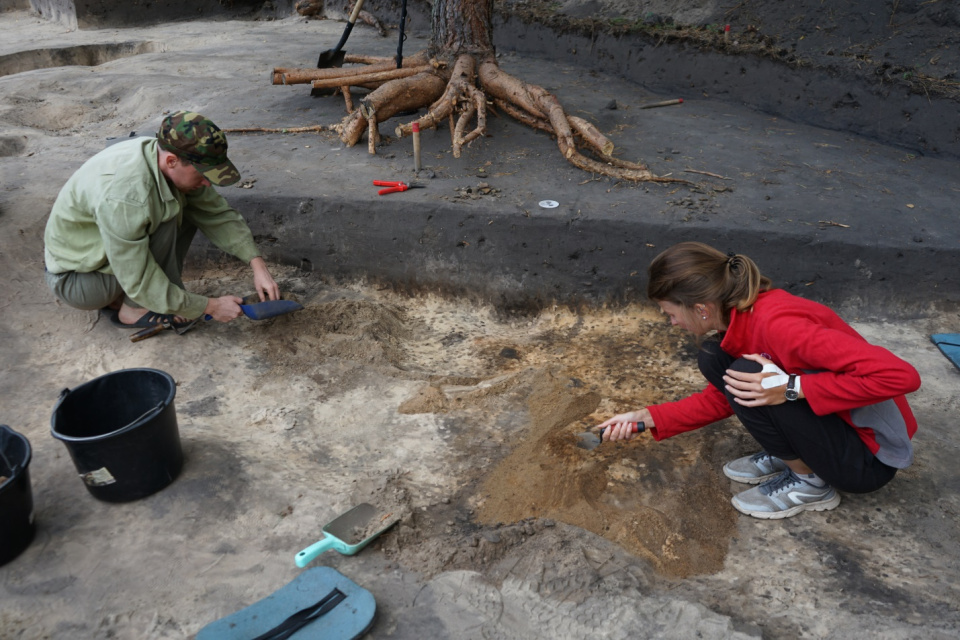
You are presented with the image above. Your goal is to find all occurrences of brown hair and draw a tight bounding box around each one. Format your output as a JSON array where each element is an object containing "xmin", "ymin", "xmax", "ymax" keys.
[{"xmin": 647, "ymin": 242, "xmax": 771, "ymax": 323}]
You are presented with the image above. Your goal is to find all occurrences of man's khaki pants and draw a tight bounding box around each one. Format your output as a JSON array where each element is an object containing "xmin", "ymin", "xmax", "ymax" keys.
[{"xmin": 45, "ymin": 217, "xmax": 197, "ymax": 311}]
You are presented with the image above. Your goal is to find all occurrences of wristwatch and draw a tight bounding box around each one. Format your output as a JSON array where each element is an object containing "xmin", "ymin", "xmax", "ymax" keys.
[{"xmin": 784, "ymin": 374, "xmax": 800, "ymax": 401}]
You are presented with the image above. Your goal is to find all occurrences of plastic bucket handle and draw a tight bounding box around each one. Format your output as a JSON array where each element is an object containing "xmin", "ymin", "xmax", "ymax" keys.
[{"xmin": 53, "ymin": 384, "xmax": 166, "ymax": 443}]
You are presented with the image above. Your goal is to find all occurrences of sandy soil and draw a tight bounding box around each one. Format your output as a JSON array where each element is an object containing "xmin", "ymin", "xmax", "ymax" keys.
[{"xmin": 1, "ymin": 4, "xmax": 960, "ymax": 639}]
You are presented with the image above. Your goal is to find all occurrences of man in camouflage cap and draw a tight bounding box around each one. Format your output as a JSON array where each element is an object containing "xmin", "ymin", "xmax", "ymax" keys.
[
  {"xmin": 44, "ymin": 111, "xmax": 279, "ymax": 330},
  {"xmin": 157, "ymin": 111, "xmax": 241, "ymax": 187}
]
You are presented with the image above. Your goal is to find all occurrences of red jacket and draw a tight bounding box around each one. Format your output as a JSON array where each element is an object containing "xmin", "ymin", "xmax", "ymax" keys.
[{"xmin": 647, "ymin": 289, "xmax": 921, "ymax": 468}]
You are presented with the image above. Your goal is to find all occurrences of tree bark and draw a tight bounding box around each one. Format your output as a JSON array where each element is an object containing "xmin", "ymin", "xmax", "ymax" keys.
[{"xmin": 430, "ymin": 0, "xmax": 494, "ymax": 57}]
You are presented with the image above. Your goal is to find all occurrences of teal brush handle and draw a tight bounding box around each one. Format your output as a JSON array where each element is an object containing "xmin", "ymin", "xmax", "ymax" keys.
[{"xmin": 295, "ymin": 535, "xmax": 336, "ymax": 568}]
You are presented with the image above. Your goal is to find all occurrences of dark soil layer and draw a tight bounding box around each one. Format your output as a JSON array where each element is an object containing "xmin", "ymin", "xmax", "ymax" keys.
[{"xmin": 495, "ymin": 0, "xmax": 960, "ymax": 158}]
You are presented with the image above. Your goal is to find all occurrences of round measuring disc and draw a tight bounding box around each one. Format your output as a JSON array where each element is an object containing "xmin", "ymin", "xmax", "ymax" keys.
[{"xmin": 538, "ymin": 200, "xmax": 559, "ymax": 209}]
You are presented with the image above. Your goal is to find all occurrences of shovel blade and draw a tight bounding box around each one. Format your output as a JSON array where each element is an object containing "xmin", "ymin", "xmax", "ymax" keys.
[
  {"xmin": 317, "ymin": 48, "xmax": 346, "ymax": 68},
  {"xmin": 240, "ymin": 299, "xmax": 304, "ymax": 320}
]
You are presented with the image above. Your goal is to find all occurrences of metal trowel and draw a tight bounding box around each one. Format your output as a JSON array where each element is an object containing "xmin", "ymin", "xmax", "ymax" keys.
[
  {"xmin": 576, "ymin": 422, "xmax": 644, "ymax": 450},
  {"xmin": 295, "ymin": 503, "xmax": 400, "ymax": 568}
]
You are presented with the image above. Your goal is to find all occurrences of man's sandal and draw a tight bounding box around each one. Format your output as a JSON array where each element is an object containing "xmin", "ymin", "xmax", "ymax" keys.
[{"xmin": 109, "ymin": 310, "xmax": 192, "ymax": 330}]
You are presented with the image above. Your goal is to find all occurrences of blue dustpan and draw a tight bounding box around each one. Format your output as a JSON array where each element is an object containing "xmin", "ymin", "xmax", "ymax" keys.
[
  {"xmin": 196, "ymin": 567, "xmax": 375, "ymax": 640},
  {"xmin": 931, "ymin": 334, "xmax": 960, "ymax": 372}
]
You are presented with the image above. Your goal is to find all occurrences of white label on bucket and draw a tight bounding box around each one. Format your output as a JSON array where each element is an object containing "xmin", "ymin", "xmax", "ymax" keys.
[{"xmin": 81, "ymin": 467, "xmax": 117, "ymax": 486}]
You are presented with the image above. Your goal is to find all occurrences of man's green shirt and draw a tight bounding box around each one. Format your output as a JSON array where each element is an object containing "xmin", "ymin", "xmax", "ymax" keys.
[{"xmin": 44, "ymin": 137, "xmax": 260, "ymax": 319}]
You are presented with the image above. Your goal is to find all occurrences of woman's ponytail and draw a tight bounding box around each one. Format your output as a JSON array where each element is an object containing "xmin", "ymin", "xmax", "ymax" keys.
[{"xmin": 648, "ymin": 243, "xmax": 771, "ymax": 322}]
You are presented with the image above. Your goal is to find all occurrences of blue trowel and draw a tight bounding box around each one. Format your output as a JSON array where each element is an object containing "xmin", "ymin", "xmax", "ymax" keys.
[
  {"xmin": 238, "ymin": 294, "xmax": 304, "ymax": 320},
  {"xmin": 175, "ymin": 294, "xmax": 304, "ymax": 335}
]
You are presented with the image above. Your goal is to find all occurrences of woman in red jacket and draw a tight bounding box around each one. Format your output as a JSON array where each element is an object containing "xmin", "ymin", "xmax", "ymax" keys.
[{"xmin": 597, "ymin": 242, "xmax": 921, "ymax": 519}]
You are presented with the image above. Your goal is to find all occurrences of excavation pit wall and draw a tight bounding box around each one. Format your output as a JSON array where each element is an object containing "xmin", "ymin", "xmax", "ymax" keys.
[{"xmin": 222, "ymin": 183, "xmax": 960, "ymax": 321}]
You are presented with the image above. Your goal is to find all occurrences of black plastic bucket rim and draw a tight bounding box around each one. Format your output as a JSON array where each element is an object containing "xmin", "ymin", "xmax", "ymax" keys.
[
  {"xmin": 51, "ymin": 368, "xmax": 176, "ymax": 443},
  {"xmin": 0, "ymin": 424, "xmax": 31, "ymax": 487}
]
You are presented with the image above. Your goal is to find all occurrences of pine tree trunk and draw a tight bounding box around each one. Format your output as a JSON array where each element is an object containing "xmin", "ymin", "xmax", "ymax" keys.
[{"xmin": 430, "ymin": 0, "xmax": 494, "ymax": 58}]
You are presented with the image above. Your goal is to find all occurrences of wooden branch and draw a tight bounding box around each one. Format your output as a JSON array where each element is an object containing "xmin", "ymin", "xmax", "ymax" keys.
[
  {"xmin": 367, "ymin": 114, "xmax": 379, "ymax": 154},
  {"xmin": 684, "ymin": 168, "xmax": 730, "ymax": 179},
  {"xmin": 494, "ymin": 99, "xmax": 636, "ymax": 164},
  {"xmin": 337, "ymin": 111, "xmax": 367, "ymax": 147},
  {"xmin": 359, "ymin": 72, "xmax": 447, "ymax": 124},
  {"xmin": 483, "ymin": 63, "xmax": 674, "ymax": 181},
  {"xmin": 452, "ymin": 104, "xmax": 475, "ymax": 158},
  {"xmin": 477, "ymin": 60, "xmax": 546, "ymax": 120},
  {"xmin": 358, "ymin": 10, "xmax": 387, "ymax": 36},
  {"xmin": 340, "ymin": 53, "xmax": 399, "ymax": 65},
  {"xmin": 600, "ymin": 155, "xmax": 650, "ymax": 172},
  {"xmin": 311, "ymin": 65, "xmax": 430, "ymax": 90},
  {"xmin": 458, "ymin": 84, "xmax": 487, "ymax": 148},
  {"xmin": 274, "ymin": 62, "xmax": 394, "ymax": 85},
  {"xmin": 568, "ymin": 116, "xmax": 614, "ymax": 156},
  {"xmin": 527, "ymin": 85, "xmax": 576, "ymax": 159},
  {"xmin": 339, "ymin": 72, "xmax": 447, "ymax": 147},
  {"xmin": 395, "ymin": 54, "xmax": 473, "ymax": 139},
  {"xmin": 566, "ymin": 150, "xmax": 685, "ymax": 183},
  {"xmin": 222, "ymin": 125, "xmax": 327, "ymax": 133},
  {"xmin": 493, "ymin": 98, "xmax": 552, "ymax": 133},
  {"xmin": 273, "ymin": 51, "xmax": 430, "ymax": 85}
]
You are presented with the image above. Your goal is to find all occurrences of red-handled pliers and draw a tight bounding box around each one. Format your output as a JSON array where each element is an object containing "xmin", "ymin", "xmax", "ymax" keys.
[{"xmin": 373, "ymin": 180, "xmax": 426, "ymax": 195}]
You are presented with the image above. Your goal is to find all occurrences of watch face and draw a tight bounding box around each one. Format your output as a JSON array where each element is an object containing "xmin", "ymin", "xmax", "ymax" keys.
[{"xmin": 785, "ymin": 374, "xmax": 798, "ymax": 401}]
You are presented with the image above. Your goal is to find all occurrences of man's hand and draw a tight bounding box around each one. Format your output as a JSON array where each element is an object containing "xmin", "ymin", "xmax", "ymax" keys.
[
  {"xmin": 251, "ymin": 257, "xmax": 281, "ymax": 302},
  {"xmin": 596, "ymin": 408, "xmax": 653, "ymax": 442},
  {"xmin": 723, "ymin": 353, "xmax": 789, "ymax": 407},
  {"xmin": 204, "ymin": 295, "xmax": 244, "ymax": 322}
]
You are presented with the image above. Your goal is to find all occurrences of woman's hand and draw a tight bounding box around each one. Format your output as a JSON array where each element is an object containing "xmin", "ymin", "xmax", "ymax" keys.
[
  {"xmin": 723, "ymin": 353, "xmax": 789, "ymax": 407},
  {"xmin": 595, "ymin": 408, "xmax": 653, "ymax": 442}
]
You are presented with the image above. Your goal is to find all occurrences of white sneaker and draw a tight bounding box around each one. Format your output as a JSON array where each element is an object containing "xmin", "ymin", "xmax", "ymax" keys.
[
  {"xmin": 722, "ymin": 451, "xmax": 788, "ymax": 484},
  {"xmin": 731, "ymin": 469, "xmax": 841, "ymax": 519}
]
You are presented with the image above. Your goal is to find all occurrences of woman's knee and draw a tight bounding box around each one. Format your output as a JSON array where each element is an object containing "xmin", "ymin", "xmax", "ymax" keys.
[
  {"xmin": 834, "ymin": 464, "xmax": 898, "ymax": 494},
  {"xmin": 697, "ymin": 341, "xmax": 761, "ymax": 387}
]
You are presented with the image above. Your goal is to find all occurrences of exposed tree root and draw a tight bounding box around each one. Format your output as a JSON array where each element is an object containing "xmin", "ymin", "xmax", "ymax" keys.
[{"xmin": 271, "ymin": 49, "xmax": 687, "ymax": 183}]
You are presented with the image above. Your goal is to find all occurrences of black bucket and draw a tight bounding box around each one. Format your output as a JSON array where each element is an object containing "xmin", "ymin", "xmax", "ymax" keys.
[
  {"xmin": 0, "ymin": 425, "xmax": 35, "ymax": 567},
  {"xmin": 51, "ymin": 368, "xmax": 183, "ymax": 503}
]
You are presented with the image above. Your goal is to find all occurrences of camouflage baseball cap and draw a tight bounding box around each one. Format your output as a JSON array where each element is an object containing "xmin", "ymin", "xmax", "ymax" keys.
[{"xmin": 157, "ymin": 111, "xmax": 240, "ymax": 186}]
